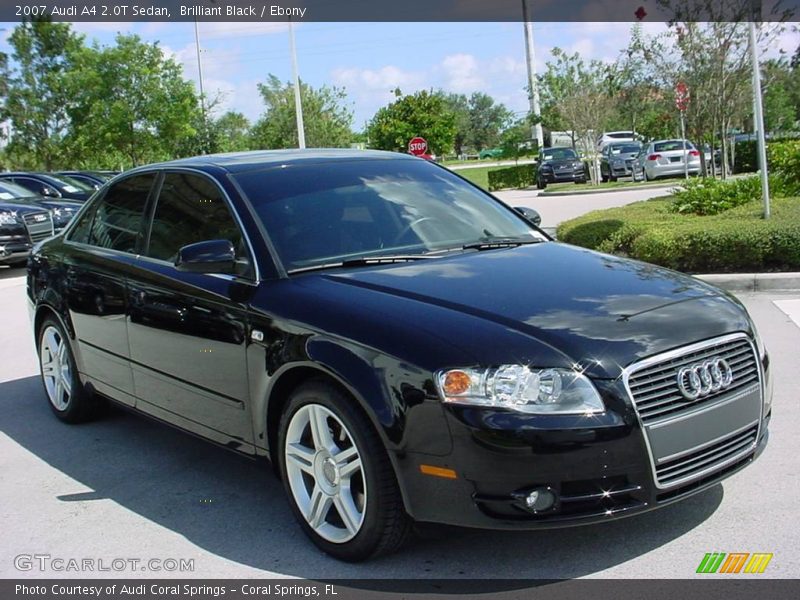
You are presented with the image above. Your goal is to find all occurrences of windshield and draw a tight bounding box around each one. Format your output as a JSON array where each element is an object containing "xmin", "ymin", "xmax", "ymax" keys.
[
  {"xmin": 609, "ymin": 143, "xmax": 641, "ymax": 154},
  {"xmin": 54, "ymin": 175, "xmax": 94, "ymax": 192},
  {"xmin": 541, "ymin": 148, "xmax": 577, "ymax": 160},
  {"xmin": 0, "ymin": 181, "xmax": 37, "ymax": 199},
  {"xmin": 234, "ymin": 158, "xmax": 544, "ymax": 272}
]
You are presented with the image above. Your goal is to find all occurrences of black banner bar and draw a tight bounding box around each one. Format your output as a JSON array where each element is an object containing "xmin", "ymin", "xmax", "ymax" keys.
[
  {"xmin": 3, "ymin": 580, "xmax": 800, "ymax": 600},
  {"xmin": 0, "ymin": 0, "xmax": 797, "ymax": 23}
]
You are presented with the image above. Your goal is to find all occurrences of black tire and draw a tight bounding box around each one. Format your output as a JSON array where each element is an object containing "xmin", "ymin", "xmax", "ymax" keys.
[
  {"xmin": 536, "ymin": 177, "xmax": 546, "ymax": 190},
  {"xmin": 601, "ymin": 174, "xmax": 609, "ymax": 183},
  {"xmin": 609, "ymin": 175, "xmax": 618, "ymax": 182},
  {"xmin": 37, "ymin": 316, "xmax": 105, "ymax": 423},
  {"xmin": 6, "ymin": 259, "xmax": 28, "ymax": 268},
  {"xmin": 575, "ymin": 178, "xmax": 587, "ymax": 184},
  {"xmin": 277, "ymin": 380, "xmax": 411, "ymax": 561}
]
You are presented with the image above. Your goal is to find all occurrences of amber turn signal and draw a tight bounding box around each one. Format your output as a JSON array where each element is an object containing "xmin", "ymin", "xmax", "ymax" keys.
[
  {"xmin": 442, "ymin": 370, "xmax": 471, "ymax": 396},
  {"xmin": 419, "ymin": 464, "xmax": 458, "ymax": 479}
]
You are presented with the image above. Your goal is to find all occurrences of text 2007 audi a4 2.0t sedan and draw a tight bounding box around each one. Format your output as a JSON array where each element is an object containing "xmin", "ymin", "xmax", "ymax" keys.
[{"xmin": 27, "ymin": 150, "xmax": 771, "ymax": 561}]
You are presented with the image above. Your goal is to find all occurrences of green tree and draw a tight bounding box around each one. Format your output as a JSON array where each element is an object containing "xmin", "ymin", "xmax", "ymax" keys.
[
  {"xmin": 762, "ymin": 59, "xmax": 799, "ymax": 131},
  {"xmin": 466, "ymin": 92, "xmax": 512, "ymax": 151},
  {"xmin": 539, "ymin": 48, "xmax": 618, "ymax": 183},
  {"xmin": 250, "ymin": 74, "xmax": 353, "ymax": 149},
  {"xmin": 2, "ymin": 18, "xmax": 84, "ymax": 169},
  {"xmin": 366, "ymin": 90, "xmax": 457, "ymax": 155},
  {"xmin": 214, "ymin": 111, "xmax": 252, "ymax": 153},
  {"xmin": 444, "ymin": 93, "xmax": 470, "ymax": 155},
  {"xmin": 68, "ymin": 34, "xmax": 201, "ymax": 167},
  {"xmin": 499, "ymin": 118, "xmax": 532, "ymax": 163}
]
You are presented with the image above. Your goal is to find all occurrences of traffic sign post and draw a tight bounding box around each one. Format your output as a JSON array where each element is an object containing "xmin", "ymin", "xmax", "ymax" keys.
[
  {"xmin": 408, "ymin": 137, "xmax": 428, "ymax": 157},
  {"xmin": 675, "ymin": 82, "xmax": 690, "ymax": 179}
]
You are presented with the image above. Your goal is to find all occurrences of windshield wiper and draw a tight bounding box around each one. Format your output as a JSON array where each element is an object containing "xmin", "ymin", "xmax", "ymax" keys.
[
  {"xmin": 462, "ymin": 237, "xmax": 543, "ymax": 251},
  {"xmin": 287, "ymin": 254, "xmax": 434, "ymax": 274}
]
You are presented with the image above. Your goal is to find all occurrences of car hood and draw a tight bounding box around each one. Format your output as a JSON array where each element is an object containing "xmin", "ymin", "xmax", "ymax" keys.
[
  {"xmin": 310, "ymin": 243, "xmax": 750, "ymax": 379},
  {"xmin": 0, "ymin": 201, "xmax": 51, "ymax": 216}
]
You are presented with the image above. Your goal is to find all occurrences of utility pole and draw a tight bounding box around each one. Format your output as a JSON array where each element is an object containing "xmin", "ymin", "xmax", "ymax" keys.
[
  {"xmin": 194, "ymin": 18, "xmax": 207, "ymax": 153},
  {"xmin": 522, "ymin": 0, "xmax": 544, "ymax": 151},
  {"xmin": 749, "ymin": 11, "xmax": 770, "ymax": 218},
  {"xmin": 289, "ymin": 19, "xmax": 306, "ymax": 149}
]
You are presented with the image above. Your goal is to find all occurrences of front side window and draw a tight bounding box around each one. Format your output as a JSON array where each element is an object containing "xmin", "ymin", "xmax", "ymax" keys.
[
  {"xmin": 145, "ymin": 172, "xmax": 246, "ymax": 266},
  {"xmin": 234, "ymin": 158, "xmax": 543, "ymax": 272},
  {"xmin": 85, "ymin": 174, "xmax": 155, "ymax": 253}
]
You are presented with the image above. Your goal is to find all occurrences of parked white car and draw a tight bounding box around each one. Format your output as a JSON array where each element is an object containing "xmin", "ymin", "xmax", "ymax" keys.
[
  {"xmin": 631, "ymin": 139, "xmax": 701, "ymax": 181},
  {"xmin": 596, "ymin": 131, "xmax": 637, "ymax": 152}
]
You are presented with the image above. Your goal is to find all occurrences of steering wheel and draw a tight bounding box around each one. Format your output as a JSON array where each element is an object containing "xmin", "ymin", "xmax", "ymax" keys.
[{"xmin": 391, "ymin": 217, "xmax": 440, "ymax": 245}]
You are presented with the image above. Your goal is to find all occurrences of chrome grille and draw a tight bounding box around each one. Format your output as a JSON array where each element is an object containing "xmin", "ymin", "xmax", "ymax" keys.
[
  {"xmin": 628, "ymin": 338, "xmax": 758, "ymax": 424},
  {"xmin": 655, "ymin": 424, "xmax": 758, "ymax": 488},
  {"xmin": 22, "ymin": 212, "xmax": 54, "ymax": 243}
]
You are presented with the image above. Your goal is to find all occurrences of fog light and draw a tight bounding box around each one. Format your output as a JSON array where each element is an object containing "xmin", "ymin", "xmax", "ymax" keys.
[{"xmin": 516, "ymin": 486, "xmax": 556, "ymax": 513}]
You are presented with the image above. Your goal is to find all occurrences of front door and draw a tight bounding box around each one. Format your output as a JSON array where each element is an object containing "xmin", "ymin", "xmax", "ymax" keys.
[{"xmin": 126, "ymin": 171, "xmax": 256, "ymax": 449}]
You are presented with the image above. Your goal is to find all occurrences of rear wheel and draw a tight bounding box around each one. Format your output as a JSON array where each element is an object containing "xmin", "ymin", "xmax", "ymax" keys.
[
  {"xmin": 278, "ymin": 381, "xmax": 411, "ymax": 561},
  {"xmin": 38, "ymin": 317, "xmax": 104, "ymax": 423}
]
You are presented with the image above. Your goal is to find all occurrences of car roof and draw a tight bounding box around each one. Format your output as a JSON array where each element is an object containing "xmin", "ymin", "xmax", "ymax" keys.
[{"xmin": 124, "ymin": 149, "xmax": 415, "ymax": 175}]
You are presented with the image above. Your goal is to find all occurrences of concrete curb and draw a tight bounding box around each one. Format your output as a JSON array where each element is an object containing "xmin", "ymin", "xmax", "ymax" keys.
[
  {"xmin": 695, "ymin": 272, "xmax": 800, "ymax": 292},
  {"xmin": 538, "ymin": 183, "xmax": 675, "ymax": 197}
]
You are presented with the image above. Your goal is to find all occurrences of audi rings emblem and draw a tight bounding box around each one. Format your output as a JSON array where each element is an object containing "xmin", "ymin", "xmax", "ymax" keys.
[{"xmin": 676, "ymin": 358, "xmax": 734, "ymax": 400}]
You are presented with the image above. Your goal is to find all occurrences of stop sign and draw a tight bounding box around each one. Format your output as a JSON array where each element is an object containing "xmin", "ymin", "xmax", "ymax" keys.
[{"xmin": 408, "ymin": 137, "xmax": 428, "ymax": 156}]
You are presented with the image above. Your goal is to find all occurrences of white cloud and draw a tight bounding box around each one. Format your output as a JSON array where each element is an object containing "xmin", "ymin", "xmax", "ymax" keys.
[{"xmin": 440, "ymin": 53, "xmax": 483, "ymax": 92}]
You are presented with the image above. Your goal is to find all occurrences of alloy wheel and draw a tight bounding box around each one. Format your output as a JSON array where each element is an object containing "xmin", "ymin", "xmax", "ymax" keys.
[
  {"xmin": 40, "ymin": 325, "xmax": 72, "ymax": 411},
  {"xmin": 284, "ymin": 403, "xmax": 366, "ymax": 543}
]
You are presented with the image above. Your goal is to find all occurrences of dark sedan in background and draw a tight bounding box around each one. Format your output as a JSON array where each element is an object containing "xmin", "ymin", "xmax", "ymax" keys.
[
  {"xmin": 0, "ymin": 180, "xmax": 82, "ymax": 231},
  {"xmin": 536, "ymin": 147, "xmax": 587, "ymax": 188},
  {"xmin": 0, "ymin": 172, "xmax": 94, "ymax": 202},
  {"xmin": 0, "ymin": 200, "xmax": 54, "ymax": 266},
  {"xmin": 27, "ymin": 150, "xmax": 770, "ymax": 561}
]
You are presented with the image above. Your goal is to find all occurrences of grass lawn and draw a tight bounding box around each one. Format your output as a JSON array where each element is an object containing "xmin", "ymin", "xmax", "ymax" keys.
[{"xmin": 449, "ymin": 165, "xmax": 495, "ymax": 189}]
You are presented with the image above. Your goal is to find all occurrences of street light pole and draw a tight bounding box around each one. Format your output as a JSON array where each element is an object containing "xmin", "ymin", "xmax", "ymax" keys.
[
  {"xmin": 522, "ymin": 0, "xmax": 544, "ymax": 151},
  {"xmin": 289, "ymin": 19, "xmax": 306, "ymax": 149},
  {"xmin": 194, "ymin": 18, "xmax": 207, "ymax": 153},
  {"xmin": 749, "ymin": 19, "xmax": 770, "ymax": 219}
]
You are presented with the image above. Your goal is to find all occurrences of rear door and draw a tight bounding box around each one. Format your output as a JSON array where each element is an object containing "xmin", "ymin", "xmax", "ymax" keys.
[
  {"xmin": 126, "ymin": 170, "xmax": 256, "ymax": 448},
  {"xmin": 62, "ymin": 173, "xmax": 157, "ymax": 406}
]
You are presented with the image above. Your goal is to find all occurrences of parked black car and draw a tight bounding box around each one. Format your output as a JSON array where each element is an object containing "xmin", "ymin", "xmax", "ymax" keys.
[
  {"xmin": 55, "ymin": 171, "xmax": 111, "ymax": 190},
  {"xmin": 0, "ymin": 200, "xmax": 54, "ymax": 267},
  {"xmin": 536, "ymin": 147, "xmax": 587, "ymax": 188},
  {"xmin": 0, "ymin": 181, "xmax": 82, "ymax": 231},
  {"xmin": 27, "ymin": 150, "xmax": 770, "ymax": 561},
  {"xmin": 600, "ymin": 141, "xmax": 642, "ymax": 181},
  {"xmin": 0, "ymin": 172, "xmax": 93, "ymax": 202}
]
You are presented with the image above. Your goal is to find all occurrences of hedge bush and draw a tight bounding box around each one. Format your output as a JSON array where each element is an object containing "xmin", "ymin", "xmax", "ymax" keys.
[
  {"xmin": 557, "ymin": 196, "xmax": 800, "ymax": 273},
  {"xmin": 487, "ymin": 164, "xmax": 536, "ymax": 191},
  {"xmin": 670, "ymin": 176, "xmax": 762, "ymax": 215}
]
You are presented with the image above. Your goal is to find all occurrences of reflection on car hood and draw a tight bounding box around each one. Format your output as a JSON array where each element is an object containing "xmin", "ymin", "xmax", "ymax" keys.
[{"xmin": 319, "ymin": 243, "xmax": 750, "ymax": 378}]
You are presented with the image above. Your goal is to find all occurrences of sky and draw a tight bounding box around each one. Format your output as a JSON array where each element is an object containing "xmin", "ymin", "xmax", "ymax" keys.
[{"xmin": 1, "ymin": 20, "xmax": 798, "ymax": 131}]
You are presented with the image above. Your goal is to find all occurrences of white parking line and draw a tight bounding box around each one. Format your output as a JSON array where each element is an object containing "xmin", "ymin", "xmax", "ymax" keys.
[{"xmin": 774, "ymin": 299, "xmax": 800, "ymax": 329}]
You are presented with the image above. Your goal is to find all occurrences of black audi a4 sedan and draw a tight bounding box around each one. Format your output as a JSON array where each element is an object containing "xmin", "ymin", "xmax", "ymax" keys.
[{"xmin": 27, "ymin": 150, "xmax": 770, "ymax": 561}]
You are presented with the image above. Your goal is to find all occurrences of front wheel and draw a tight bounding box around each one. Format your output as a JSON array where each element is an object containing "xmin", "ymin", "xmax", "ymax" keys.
[{"xmin": 278, "ymin": 381, "xmax": 411, "ymax": 561}]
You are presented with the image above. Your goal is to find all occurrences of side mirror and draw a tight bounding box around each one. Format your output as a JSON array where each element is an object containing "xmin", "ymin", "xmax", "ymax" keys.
[
  {"xmin": 41, "ymin": 186, "xmax": 60, "ymax": 198},
  {"xmin": 515, "ymin": 206, "xmax": 542, "ymax": 227},
  {"xmin": 175, "ymin": 239, "xmax": 236, "ymax": 274}
]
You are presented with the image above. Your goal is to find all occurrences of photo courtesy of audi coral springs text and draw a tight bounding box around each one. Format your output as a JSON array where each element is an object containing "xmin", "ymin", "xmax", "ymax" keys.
[{"xmin": 27, "ymin": 150, "xmax": 771, "ymax": 561}]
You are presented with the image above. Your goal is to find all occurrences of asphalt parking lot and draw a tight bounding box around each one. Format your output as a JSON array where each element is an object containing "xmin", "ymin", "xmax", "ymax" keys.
[{"xmin": 1, "ymin": 262, "xmax": 798, "ymax": 580}]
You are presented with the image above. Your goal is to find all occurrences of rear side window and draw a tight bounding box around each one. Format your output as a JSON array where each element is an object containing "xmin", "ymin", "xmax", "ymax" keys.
[
  {"xmin": 85, "ymin": 174, "xmax": 155, "ymax": 253},
  {"xmin": 145, "ymin": 172, "xmax": 245, "ymax": 264}
]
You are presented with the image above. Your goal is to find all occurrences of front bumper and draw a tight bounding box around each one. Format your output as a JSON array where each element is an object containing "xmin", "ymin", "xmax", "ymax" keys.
[
  {"xmin": 0, "ymin": 240, "xmax": 32, "ymax": 264},
  {"xmin": 399, "ymin": 361, "xmax": 770, "ymax": 530},
  {"xmin": 541, "ymin": 169, "xmax": 585, "ymax": 183}
]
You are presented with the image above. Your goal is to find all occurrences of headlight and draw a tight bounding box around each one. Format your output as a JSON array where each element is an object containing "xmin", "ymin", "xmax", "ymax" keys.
[
  {"xmin": 435, "ymin": 366, "xmax": 604, "ymax": 415},
  {"xmin": 573, "ymin": 161, "xmax": 584, "ymax": 169},
  {"xmin": 0, "ymin": 210, "xmax": 18, "ymax": 225}
]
